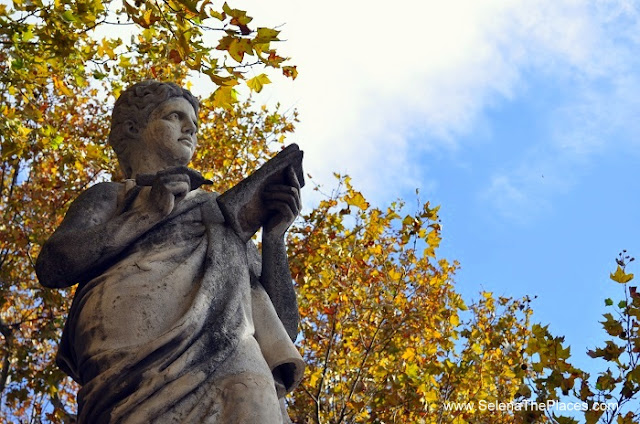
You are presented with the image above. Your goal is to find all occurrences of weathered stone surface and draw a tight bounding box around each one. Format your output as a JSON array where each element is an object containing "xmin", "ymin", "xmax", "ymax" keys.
[
  {"xmin": 217, "ymin": 143, "xmax": 304, "ymax": 243},
  {"xmin": 35, "ymin": 80, "xmax": 304, "ymax": 423}
]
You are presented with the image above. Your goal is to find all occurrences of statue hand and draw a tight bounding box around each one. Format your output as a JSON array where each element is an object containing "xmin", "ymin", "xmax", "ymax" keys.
[
  {"xmin": 262, "ymin": 166, "xmax": 301, "ymax": 239},
  {"xmin": 148, "ymin": 167, "xmax": 192, "ymax": 216}
]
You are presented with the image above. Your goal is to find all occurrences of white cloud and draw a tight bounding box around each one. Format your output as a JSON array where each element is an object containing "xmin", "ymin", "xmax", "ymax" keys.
[
  {"xmin": 483, "ymin": 175, "xmax": 530, "ymax": 221},
  {"xmin": 223, "ymin": 0, "xmax": 640, "ymax": 210}
]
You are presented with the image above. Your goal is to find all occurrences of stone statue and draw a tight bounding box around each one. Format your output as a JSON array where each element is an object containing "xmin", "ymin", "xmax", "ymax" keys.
[{"xmin": 35, "ymin": 80, "xmax": 305, "ymax": 423}]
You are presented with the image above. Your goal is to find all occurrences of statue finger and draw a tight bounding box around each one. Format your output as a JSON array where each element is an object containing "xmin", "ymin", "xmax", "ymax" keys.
[
  {"xmin": 265, "ymin": 199, "xmax": 296, "ymax": 223},
  {"xmin": 264, "ymin": 184, "xmax": 301, "ymax": 210},
  {"xmin": 165, "ymin": 181, "xmax": 190, "ymax": 200},
  {"xmin": 263, "ymin": 191, "xmax": 300, "ymax": 216},
  {"xmin": 158, "ymin": 173, "xmax": 190, "ymax": 185},
  {"xmin": 287, "ymin": 165, "xmax": 301, "ymax": 191}
]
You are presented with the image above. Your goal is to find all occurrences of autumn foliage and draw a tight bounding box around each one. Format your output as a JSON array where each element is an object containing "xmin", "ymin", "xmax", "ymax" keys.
[
  {"xmin": 1, "ymin": 1, "xmax": 640, "ymax": 423},
  {"xmin": 285, "ymin": 178, "xmax": 531, "ymax": 423}
]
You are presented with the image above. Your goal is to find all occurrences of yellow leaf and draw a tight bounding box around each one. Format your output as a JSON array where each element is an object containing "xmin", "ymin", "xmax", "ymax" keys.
[
  {"xmin": 388, "ymin": 268, "xmax": 402, "ymax": 281},
  {"xmin": 471, "ymin": 343, "xmax": 482, "ymax": 355},
  {"xmin": 424, "ymin": 390, "xmax": 438, "ymax": 403},
  {"xmin": 119, "ymin": 56, "xmax": 132, "ymax": 68},
  {"xmin": 85, "ymin": 145, "xmax": 103, "ymax": 161},
  {"xmin": 610, "ymin": 265, "xmax": 634, "ymax": 284},
  {"xmin": 282, "ymin": 65, "xmax": 298, "ymax": 80},
  {"xmin": 345, "ymin": 191, "xmax": 369, "ymax": 210},
  {"xmin": 141, "ymin": 9, "xmax": 160, "ymax": 27},
  {"xmin": 449, "ymin": 314, "xmax": 459, "ymax": 326},
  {"xmin": 52, "ymin": 76, "xmax": 72, "ymax": 97},
  {"xmin": 211, "ymin": 86, "xmax": 237, "ymax": 109},
  {"xmin": 309, "ymin": 372, "xmax": 319, "ymax": 387},
  {"xmin": 405, "ymin": 363, "xmax": 419, "ymax": 380},
  {"xmin": 246, "ymin": 73, "xmax": 271, "ymax": 93},
  {"xmin": 402, "ymin": 348, "xmax": 416, "ymax": 361},
  {"xmin": 207, "ymin": 73, "xmax": 238, "ymax": 87},
  {"xmin": 503, "ymin": 368, "xmax": 516, "ymax": 379},
  {"xmin": 426, "ymin": 229, "xmax": 440, "ymax": 247}
]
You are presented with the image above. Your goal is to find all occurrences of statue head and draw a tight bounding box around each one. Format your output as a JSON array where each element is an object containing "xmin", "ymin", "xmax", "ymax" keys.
[{"xmin": 109, "ymin": 80, "xmax": 200, "ymax": 178}]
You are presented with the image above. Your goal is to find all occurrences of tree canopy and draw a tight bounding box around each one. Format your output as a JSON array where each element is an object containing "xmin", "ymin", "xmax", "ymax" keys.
[{"xmin": 1, "ymin": 1, "xmax": 640, "ymax": 423}]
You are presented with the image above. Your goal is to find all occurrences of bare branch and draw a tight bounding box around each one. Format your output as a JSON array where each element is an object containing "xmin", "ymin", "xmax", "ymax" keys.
[
  {"xmin": 0, "ymin": 317, "xmax": 13, "ymax": 396},
  {"xmin": 337, "ymin": 317, "xmax": 385, "ymax": 424},
  {"xmin": 51, "ymin": 393, "xmax": 77, "ymax": 424},
  {"xmin": 315, "ymin": 316, "xmax": 337, "ymax": 424}
]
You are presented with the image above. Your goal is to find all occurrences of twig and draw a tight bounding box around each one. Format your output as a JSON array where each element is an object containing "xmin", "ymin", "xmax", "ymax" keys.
[{"xmin": 315, "ymin": 316, "xmax": 337, "ymax": 424}]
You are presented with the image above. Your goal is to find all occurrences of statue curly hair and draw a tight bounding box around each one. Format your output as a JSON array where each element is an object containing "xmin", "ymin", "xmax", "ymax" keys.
[{"xmin": 108, "ymin": 80, "xmax": 200, "ymax": 178}]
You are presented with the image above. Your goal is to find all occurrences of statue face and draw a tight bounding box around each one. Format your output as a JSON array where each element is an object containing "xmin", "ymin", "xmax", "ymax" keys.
[{"xmin": 138, "ymin": 97, "xmax": 198, "ymax": 170}]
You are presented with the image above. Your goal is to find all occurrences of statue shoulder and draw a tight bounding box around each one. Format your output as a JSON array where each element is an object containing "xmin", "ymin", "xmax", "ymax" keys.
[
  {"xmin": 79, "ymin": 181, "xmax": 124, "ymax": 202},
  {"xmin": 62, "ymin": 181, "xmax": 125, "ymax": 226}
]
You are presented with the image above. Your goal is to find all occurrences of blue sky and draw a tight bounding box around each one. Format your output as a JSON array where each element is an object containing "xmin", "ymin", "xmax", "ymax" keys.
[{"xmin": 221, "ymin": 0, "xmax": 640, "ymax": 370}]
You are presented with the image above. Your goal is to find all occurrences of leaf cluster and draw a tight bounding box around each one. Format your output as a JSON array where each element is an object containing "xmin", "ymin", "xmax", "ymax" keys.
[
  {"xmin": 285, "ymin": 177, "xmax": 536, "ymax": 423},
  {"xmin": 519, "ymin": 251, "xmax": 640, "ymax": 424}
]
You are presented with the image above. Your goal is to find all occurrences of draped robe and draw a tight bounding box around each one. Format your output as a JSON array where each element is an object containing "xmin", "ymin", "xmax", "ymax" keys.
[{"xmin": 56, "ymin": 186, "xmax": 304, "ymax": 423}]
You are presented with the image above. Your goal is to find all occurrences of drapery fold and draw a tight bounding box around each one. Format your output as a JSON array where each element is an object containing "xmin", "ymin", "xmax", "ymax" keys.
[{"xmin": 57, "ymin": 189, "xmax": 303, "ymax": 423}]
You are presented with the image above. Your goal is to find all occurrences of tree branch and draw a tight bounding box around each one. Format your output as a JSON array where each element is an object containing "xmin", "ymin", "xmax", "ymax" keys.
[
  {"xmin": 0, "ymin": 316, "xmax": 13, "ymax": 396},
  {"xmin": 51, "ymin": 392, "xmax": 77, "ymax": 424},
  {"xmin": 337, "ymin": 317, "xmax": 385, "ymax": 424},
  {"xmin": 315, "ymin": 315, "xmax": 337, "ymax": 424}
]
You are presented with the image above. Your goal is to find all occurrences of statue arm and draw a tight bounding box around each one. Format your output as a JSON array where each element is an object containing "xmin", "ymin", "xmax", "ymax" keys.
[
  {"xmin": 36, "ymin": 182, "xmax": 164, "ymax": 288},
  {"xmin": 260, "ymin": 234, "xmax": 300, "ymax": 341},
  {"xmin": 259, "ymin": 165, "xmax": 302, "ymax": 341}
]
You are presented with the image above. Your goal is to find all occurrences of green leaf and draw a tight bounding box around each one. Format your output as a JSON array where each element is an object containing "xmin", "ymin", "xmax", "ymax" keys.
[
  {"xmin": 600, "ymin": 313, "xmax": 624, "ymax": 337},
  {"xmin": 208, "ymin": 7, "xmax": 224, "ymax": 20},
  {"xmin": 596, "ymin": 370, "xmax": 617, "ymax": 391},
  {"xmin": 222, "ymin": 2, "xmax": 249, "ymax": 19},
  {"xmin": 228, "ymin": 38, "xmax": 253, "ymax": 63},
  {"xmin": 605, "ymin": 298, "xmax": 613, "ymax": 306},
  {"xmin": 50, "ymin": 135, "xmax": 64, "ymax": 149},
  {"xmin": 11, "ymin": 58, "xmax": 23, "ymax": 70},
  {"xmin": 628, "ymin": 365, "xmax": 640, "ymax": 383},
  {"xmin": 176, "ymin": 0, "xmax": 199, "ymax": 15},
  {"xmin": 589, "ymin": 341, "xmax": 625, "ymax": 361},
  {"xmin": 22, "ymin": 28, "xmax": 34, "ymax": 42},
  {"xmin": 255, "ymin": 27, "xmax": 280, "ymax": 43},
  {"xmin": 61, "ymin": 10, "xmax": 77, "ymax": 22}
]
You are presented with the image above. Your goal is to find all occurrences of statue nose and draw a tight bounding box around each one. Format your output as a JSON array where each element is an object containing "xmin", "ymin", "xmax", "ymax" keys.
[{"xmin": 183, "ymin": 122, "xmax": 196, "ymax": 135}]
